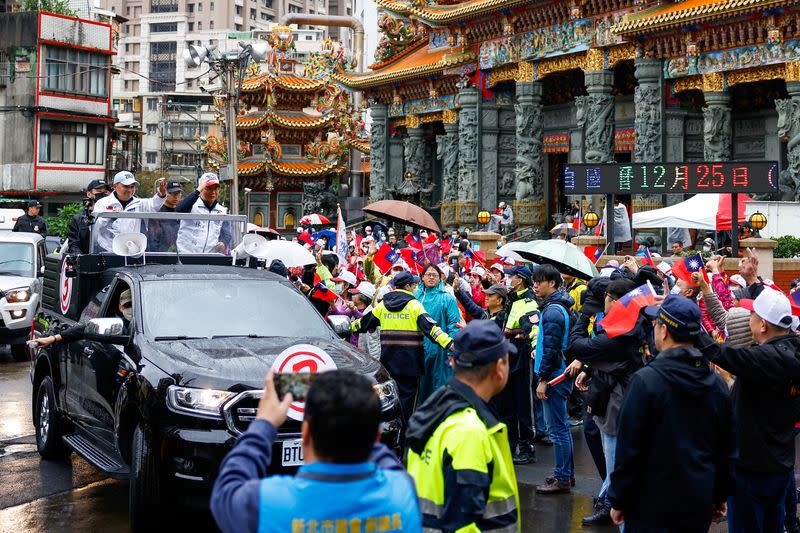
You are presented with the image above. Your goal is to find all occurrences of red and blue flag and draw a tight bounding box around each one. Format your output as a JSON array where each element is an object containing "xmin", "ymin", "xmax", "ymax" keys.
[
  {"xmin": 641, "ymin": 248, "xmax": 655, "ymax": 267},
  {"xmin": 405, "ymin": 233, "xmax": 423, "ymax": 250},
  {"xmin": 311, "ymin": 274, "xmax": 340, "ymax": 303},
  {"xmin": 672, "ymin": 253, "xmax": 709, "ymax": 286},
  {"xmin": 600, "ymin": 282, "xmax": 657, "ymax": 338},
  {"xmin": 373, "ymin": 243, "xmax": 400, "ymax": 274}
]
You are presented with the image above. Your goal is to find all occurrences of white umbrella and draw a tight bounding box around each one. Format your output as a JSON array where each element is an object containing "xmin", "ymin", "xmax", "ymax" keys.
[
  {"xmin": 262, "ymin": 240, "xmax": 316, "ymax": 267},
  {"xmin": 499, "ymin": 239, "xmax": 599, "ymax": 279},
  {"xmin": 496, "ymin": 242, "xmax": 534, "ymax": 263}
]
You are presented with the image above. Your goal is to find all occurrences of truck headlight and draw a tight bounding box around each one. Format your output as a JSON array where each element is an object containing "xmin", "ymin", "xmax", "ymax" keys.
[
  {"xmin": 5, "ymin": 288, "xmax": 31, "ymax": 303},
  {"xmin": 374, "ymin": 380, "xmax": 398, "ymax": 411},
  {"xmin": 167, "ymin": 386, "xmax": 235, "ymax": 418}
]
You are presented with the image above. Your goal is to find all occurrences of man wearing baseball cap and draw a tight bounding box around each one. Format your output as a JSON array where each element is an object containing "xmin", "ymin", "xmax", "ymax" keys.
[
  {"xmin": 697, "ymin": 288, "xmax": 800, "ymax": 533},
  {"xmin": 407, "ymin": 320, "xmax": 520, "ymax": 532},
  {"xmin": 148, "ymin": 179, "xmax": 184, "ymax": 252},
  {"xmin": 609, "ymin": 295, "xmax": 733, "ymax": 532},
  {"xmin": 175, "ymin": 172, "xmax": 230, "ymax": 254},
  {"xmin": 92, "ymin": 170, "xmax": 169, "ymax": 252},
  {"xmin": 351, "ymin": 270, "xmax": 454, "ymax": 432},
  {"xmin": 12, "ymin": 200, "xmax": 47, "ymax": 236}
]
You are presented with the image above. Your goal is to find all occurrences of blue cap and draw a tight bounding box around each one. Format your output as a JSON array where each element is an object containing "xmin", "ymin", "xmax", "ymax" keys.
[
  {"xmin": 507, "ymin": 265, "xmax": 532, "ymax": 285},
  {"xmin": 643, "ymin": 295, "xmax": 702, "ymax": 336},
  {"xmin": 392, "ymin": 271, "xmax": 420, "ymax": 289},
  {"xmin": 453, "ymin": 320, "xmax": 517, "ymax": 368}
]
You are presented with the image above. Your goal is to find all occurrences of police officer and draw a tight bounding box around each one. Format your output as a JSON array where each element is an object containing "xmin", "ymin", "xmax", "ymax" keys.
[
  {"xmin": 12, "ymin": 200, "xmax": 47, "ymax": 237},
  {"xmin": 351, "ymin": 271, "xmax": 454, "ymax": 427},
  {"xmin": 498, "ymin": 265, "xmax": 539, "ymax": 464},
  {"xmin": 407, "ymin": 320, "xmax": 520, "ymax": 532},
  {"xmin": 66, "ymin": 179, "xmax": 111, "ymax": 255}
]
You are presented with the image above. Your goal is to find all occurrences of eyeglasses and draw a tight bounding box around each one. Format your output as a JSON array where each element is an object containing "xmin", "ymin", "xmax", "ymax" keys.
[{"xmin": 423, "ymin": 273, "xmax": 439, "ymax": 278}]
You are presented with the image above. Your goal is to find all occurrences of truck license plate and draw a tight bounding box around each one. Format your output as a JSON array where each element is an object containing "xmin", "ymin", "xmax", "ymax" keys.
[{"xmin": 281, "ymin": 439, "xmax": 304, "ymax": 466}]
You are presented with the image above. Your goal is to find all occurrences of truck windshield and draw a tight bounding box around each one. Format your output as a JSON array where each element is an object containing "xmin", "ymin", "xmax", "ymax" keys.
[
  {"xmin": 0, "ymin": 243, "xmax": 34, "ymax": 277},
  {"xmin": 139, "ymin": 279, "xmax": 332, "ymax": 340}
]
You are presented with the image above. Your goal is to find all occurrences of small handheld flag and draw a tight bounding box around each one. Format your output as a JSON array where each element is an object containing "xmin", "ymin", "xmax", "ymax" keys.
[{"xmin": 600, "ymin": 282, "xmax": 658, "ymax": 338}]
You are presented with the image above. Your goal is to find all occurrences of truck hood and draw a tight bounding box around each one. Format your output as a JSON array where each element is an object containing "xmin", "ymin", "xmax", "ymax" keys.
[
  {"xmin": 143, "ymin": 336, "xmax": 383, "ymax": 390},
  {"xmin": 0, "ymin": 275, "xmax": 34, "ymax": 292}
]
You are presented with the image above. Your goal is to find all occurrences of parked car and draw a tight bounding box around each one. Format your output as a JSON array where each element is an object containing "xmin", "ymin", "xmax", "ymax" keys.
[{"xmin": 0, "ymin": 232, "xmax": 45, "ymax": 360}]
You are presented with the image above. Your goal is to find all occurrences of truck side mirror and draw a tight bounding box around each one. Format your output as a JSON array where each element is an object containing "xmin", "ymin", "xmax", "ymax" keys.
[
  {"xmin": 38, "ymin": 265, "xmax": 45, "ymax": 277},
  {"xmin": 327, "ymin": 315, "xmax": 352, "ymax": 339}
]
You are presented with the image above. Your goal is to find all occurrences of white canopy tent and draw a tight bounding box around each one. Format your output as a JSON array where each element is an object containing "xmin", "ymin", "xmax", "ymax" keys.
[{"xmin": 632, "ymin": 193, "xmax": 750, "ymax": 230}]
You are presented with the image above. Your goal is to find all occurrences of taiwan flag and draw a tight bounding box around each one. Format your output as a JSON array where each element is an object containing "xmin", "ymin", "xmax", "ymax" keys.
[
  {"xmin": 791, "ymin": 290, "xmax": 800, "ymax": 316},
  {"xmin": 584, "ymin": 246, "xmax": 602, "ymax": 264},
  {"xmin": 405, "ymin": 233, "xmax": 423, "ymax": 250},
  {"xmin": 424, "ymin": 242, "xmax": 442, "ymax": 265},
  {"xmin": 400, "ymin": 248, "xmax": 424, "ymax": 274},
  {"xmin": 311, "ymin": 274, "xmax": 340, "ymax": 303},
  {"xmin": 373, "ymin": 243, "xmax": 400, "ymax": 274},
  {"xmin": 600, "ymin": 282, "xmax": 657, "ymax": 338},
  {"xmin": 672, "ymin": 253, "xmax": 709, "ymax": 286},
  {"xmin": 641, "ymin": 248, "xmax": 655, "ymax": 267}
]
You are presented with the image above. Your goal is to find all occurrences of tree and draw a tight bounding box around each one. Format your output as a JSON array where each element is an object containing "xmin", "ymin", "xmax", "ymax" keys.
[
  {"xmin": 21, "ymin": 0, "xmax": 77, "ymax": 17},
  {"xmin": 45, "ymin": 203, "xmax": 81, "ymax": 238}
]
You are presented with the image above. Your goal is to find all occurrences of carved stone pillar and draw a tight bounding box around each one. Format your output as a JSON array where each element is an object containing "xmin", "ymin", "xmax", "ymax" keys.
[
  {"xmin": 513, "ymin": 79, "xmax": 545, "ymax": 227},
  {"xmin": 368, "ymin": 103, "xmax": 388, "ymax": 202},
  {"xmin": 702, "ymin": 83, "xmax": 732, "ymax": 161},
  {"xmin": 403, "ymin": 126, "xmax": 426, "ymax": 188},
  {"xmin": 633, "ymin": 58, "xmax": 662, "ymax": 163},
  {"xmin": 776, "ymin": 80, "xmax": 800, "ymax": 200},
  {"xmin": 578, "ymin": 70, "xmax": 615, "ymax": 164},
  {"xmin": 438, "ymin": 115, "xmax": 459, "ymax": 228},
  {"xmin": 457, "ymin": 86, "xmax": 479, "ymax": 224},
  {"xmin": 480, "ymin": 104, "xmax": 499, "ymax": 210}
]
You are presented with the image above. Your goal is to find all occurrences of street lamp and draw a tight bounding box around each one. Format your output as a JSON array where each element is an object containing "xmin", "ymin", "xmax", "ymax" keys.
[
  {"xmin": 582, "ymin": 211, "xmax": 600, "ymax": 230},
  {"xmin": 749, "ymin": 211, "xmax": 768, "ymax": 231},
  {"xmin": 183, "ymin": 41, "xmax": 271, "ymax": 214}
]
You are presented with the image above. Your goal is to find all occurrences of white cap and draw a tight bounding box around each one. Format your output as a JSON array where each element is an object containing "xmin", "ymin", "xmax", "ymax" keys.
[
  {"xmin": 729, "ymin": 274, "xmax": 747, "ymax": 288},
  {"xmin": 113, "ymin": 170, "xmax": 138, "ymax": 186},
  {"xmin": 471, "ymin": 266, "xmax": 487, "ymax": 277},
  {"xmin": 352, "ymin": 281, "xmax": 376, "ymax": 300},
  {"xmin": 332, "ymin": 270, "xmax": 357, "ymax": 286},
  {"xmin": 391, "ymin": 260, "xmax": 409, "ymax": 272},
  {"xmin": 420, "ymin": 230, "xmax": 428, "ymax": 238},
  {"xmin": 365, "ymin": 226, "xmax": 372, "ymax": 232},
  {"xmin": 656, "ymin": 262, "xmax": 673, "ymax": 276},
  {"xmin": 199, "ymin": 172, "xmax": 220, "ymax": 187},
  {"xmin": 741, "ymin": 288, "xmax": 799, "ymax": 329},
  {"xmin": 490, "ymin": 262, "xmax": 505, "ymax": 274},
  {"xmin": 378, "ymin": 285, "xmax": 392, "ymax": 300}
]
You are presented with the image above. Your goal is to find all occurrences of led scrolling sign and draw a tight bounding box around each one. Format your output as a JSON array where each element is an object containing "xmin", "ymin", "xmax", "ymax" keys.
[{"xmin": 563, "ymin": 162, "xmax": 780, "ymax": 195}]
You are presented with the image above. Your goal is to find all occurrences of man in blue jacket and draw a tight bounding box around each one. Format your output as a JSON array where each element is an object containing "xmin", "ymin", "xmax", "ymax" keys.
[
  {"xmin": 532, "ymin": 264, "xmax": 576, "ymax": 494},
  {"xmin": 211, "ymin": 369, "xmax": 421, "ymax": 533}
]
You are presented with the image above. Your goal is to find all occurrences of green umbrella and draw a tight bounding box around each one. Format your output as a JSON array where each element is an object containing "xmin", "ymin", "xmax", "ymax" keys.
[{"xmin": 498, "ymin": 239, "xmax": 599, "ymax": 280}]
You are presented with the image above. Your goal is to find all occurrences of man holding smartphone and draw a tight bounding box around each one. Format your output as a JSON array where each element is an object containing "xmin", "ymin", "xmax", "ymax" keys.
[{"xmin": 211, "ymin": 370, "xmax": 421, "ymax": 533}]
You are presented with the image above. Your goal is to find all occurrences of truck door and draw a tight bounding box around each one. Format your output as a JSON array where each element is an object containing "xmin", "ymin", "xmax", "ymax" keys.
[{"xmin": 73, "ymin": 279, "xmax": 133, "ymax": 446}]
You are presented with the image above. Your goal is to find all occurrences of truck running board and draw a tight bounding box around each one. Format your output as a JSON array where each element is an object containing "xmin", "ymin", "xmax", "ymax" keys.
[{"xmin": 63, "ymin": 432, "xmax": 130, "ymax": 479}]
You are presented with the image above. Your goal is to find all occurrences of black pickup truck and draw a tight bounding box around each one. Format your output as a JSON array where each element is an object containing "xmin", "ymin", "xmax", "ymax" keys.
[{"xmin": 30, "ymin": 215, "xmax": 402, "ymax": 531}]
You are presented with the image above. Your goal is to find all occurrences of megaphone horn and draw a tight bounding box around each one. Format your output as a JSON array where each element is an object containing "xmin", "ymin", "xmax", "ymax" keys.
[{"xmin": 112, "ymin": 233, "xmax": 148, "ymax": 264}]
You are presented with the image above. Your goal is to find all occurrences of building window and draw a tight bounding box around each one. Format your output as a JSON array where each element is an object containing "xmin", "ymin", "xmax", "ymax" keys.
[
  {"xmin": 235, "ymin": 5, "xmax": 242, "ymax": 15},
  {"xmin": 187, "ymin": 3, "xmax": 194, "ymax": 11},
  {"xmin": 250, "ymin": 7, "xmax": 256, "ymax": 19},
  {"xmin": 149, "ymin": 41, "xmax": 177, "ymax": 92},
  {"xmin": 150, "ymin": 0, "xmax": 178, "ymax": 12},
  {"xmin": 150, "ymin": 22, "xmax": 178, "ymax": 32},
  {"xmin": 146, "ymin": 124, "xmax": 158, "ymax": 135},
  {"xmin": 198, "ymin": 2, "xmax": 203, "ymax": 10},
  {"xmin": 146, "ymin": 151, "xmax": 157, "ymax": 164},
  {"xmin": 133, "ymin": 24, "xmax": 140, "ymax": 36},
  {"xmin": 44, "ymin": 47, "xmax": 109, "ymax": 98},
  {"xmin": 197, "ymin": 21, "xmax": 202, "ymax": 29},
  {"xmin": 188, "ymin": 22, "xmax": 194, "ymax": 31},
  {"xmin": 38, "ymin": 120, "xmax": 105, "ymax": 165},
  {"xmin": 147, "ymin": 97, "xmax": 159, "ymax": 111},
  {"xmin": 209, "ymin": 20, "xmax": 214, "ymax": 28},
  {"xmin": 263, "ymin": 0, "xmax": 272, "ymax": 7},
  {"xmin": 125, "ymin": 43, "xmax": 130, "ymax": 52},
  {"xmin": 210, "ymin": 2, "xmax": 214, "ymax": 10},
  {"xmin": 288, "ymin": 3, "xmax": 301, "ymax": 12},
  {"xmin": 235, "ymin": 23, "xmax": 242, "ymax": 31}
]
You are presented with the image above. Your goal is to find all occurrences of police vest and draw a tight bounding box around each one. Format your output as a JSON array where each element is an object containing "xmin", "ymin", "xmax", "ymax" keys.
[{"xmin": 407, "ymin": 407, "xmax": 520, "ymax": 532}]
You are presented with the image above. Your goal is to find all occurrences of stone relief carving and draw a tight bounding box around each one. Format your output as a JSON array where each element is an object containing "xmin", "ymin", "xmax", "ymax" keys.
[
  {"xmin": 514, "ymin": 102, "xmax": 543, "ymax": 201},
  {"xmin": 369, "ymin": 119, "xmax": 386, "ymax": 201},
  {"xmin": 776, "ymin": 98, "xmax": 800, "ymax": 199},
  {"xmin": 404, "ymin": 134, "xmax": 426, "ymax": 188},
  {"xmin": 500, "ymin": 170, "xmax": 515, "ymax": 197},
  {"xmin": 302, "ymin": 182, "xmax": 337, "ymax": 217},
  {"xmin": 634, "ymin": 84, "xmax": 661, "ymax": 162},
  {"xmin": 702, "ymin": 105, "xmax": 732, "ymax": 161},
  {"xmin": 437, "ymin": 132, "xmax": 459, "ymax": 201},
  {"xmin": 458, "ymin": 106, "xmax": 479, "ymax": 201},
  {"xmin": 576, "ymin": 94, "xmax": 614, "ymax": 163}
]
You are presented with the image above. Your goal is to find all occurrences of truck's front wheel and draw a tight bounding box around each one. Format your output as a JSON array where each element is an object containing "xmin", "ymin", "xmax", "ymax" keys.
[
  {"xmin": 34, "ymin": 376, "xmax": 69, "ymax": 459},
  {"xmin": 129, "ymin": 423, "xmax": 162, "ymax": 532}
]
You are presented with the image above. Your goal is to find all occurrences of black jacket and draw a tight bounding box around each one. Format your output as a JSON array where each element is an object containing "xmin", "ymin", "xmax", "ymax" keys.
[
  {"xmin": 66, "ymin": 213, "xmax": 91, "ymax": 254},
  {"xmin": 13, "ymin": 213, "xmax": 47, "ymax": 236},
  {"xmin": 147, "ymin": 204, "xmax": 179, "ymax": 252},
  {"xmin": 608, "ymin": 346, "xmax": 734, "ymax": 527},
  {"xmin": 698, "ymin": 332, "xmax": 800, "ymax": 473}
]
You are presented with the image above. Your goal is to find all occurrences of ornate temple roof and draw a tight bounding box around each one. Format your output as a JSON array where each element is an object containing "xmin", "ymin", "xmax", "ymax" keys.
[
  {"xmin": 240, "ymin": 73, "xmax": 329, "ymax": 93},
  {"xmin": 236, "ymin": 111, "xmax": 336, "ymax": 131},
  {"xmin": 349, "ymin": 139, "xmax": 371, "ymax": 154},
  {"xmin": 335, "ymin": 41, "xmax": 472, "ymax": 88},
  {"xmin": 613, "ymin": 0, "xmax": 798, "ymax": 35},
  {"xmin": 375, "ymin": 0, "xmax": 531, "ymax": 25},
  {"xmin": 237, "ymin": 157, "xmax": 345, "ymax": 178}
]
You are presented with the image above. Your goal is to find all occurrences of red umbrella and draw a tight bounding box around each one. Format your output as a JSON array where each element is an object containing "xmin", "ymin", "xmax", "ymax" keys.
[
  {"xmin": 363, "ymin": 200, "xmax": 441, "ymax": 233},
  {"xmin": 300, "ymin": 214, "xmax": 330, "ymax": 225}
]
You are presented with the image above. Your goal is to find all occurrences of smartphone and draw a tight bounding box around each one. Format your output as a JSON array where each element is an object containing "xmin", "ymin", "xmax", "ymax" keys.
[{"xmin": 273, "ymin": 372, "xmax": 315, "ymax": 402}]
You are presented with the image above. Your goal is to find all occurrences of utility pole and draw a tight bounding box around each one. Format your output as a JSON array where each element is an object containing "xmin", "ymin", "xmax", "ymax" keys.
[{"xmin": 224, "ymin": 67, "xmax": 240, "ymax": 214}]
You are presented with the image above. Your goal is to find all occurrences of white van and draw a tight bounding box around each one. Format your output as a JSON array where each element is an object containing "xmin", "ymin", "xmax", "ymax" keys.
[{"xmin": 0, "ymin": 208, "xmax": 25, "ymax": 233}]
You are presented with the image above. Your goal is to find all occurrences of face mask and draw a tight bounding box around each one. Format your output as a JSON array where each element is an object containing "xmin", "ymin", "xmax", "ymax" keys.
[
  {"xmin": 122, "ymin": 308, "xmax": 133, "ymax": 321},
  {"xmin": 670, "ymin": 284, "xmax": 682, "ymax": 295},
  {"xmin": 703, "ymin": 245, "xmax": 712, "ymax": 252}
]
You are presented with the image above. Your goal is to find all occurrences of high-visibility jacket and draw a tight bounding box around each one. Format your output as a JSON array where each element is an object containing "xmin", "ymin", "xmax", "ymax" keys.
[
  {"xmin": 564, "ymin": 279, "xmax": 588, "ymax": 312},
  {"xmin": 504, "ymin": 288, "xmax": 539, "ymax": 373},
  {"xmin": 352, "ymin": 289, "xmax": 452, "ymax": 377},
  {"xmin": 407, "ymin": 378, "xmax": 520, "ymax": 532}
]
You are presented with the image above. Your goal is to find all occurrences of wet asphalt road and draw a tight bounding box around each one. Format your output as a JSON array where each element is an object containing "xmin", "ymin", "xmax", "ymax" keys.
[{"xmin": 0, "ymin": 350, "xmax": 731, "ymax": 533}]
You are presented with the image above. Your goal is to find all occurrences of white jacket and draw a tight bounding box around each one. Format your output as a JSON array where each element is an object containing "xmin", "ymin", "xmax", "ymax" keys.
[
  {"xmin": 177, "ymin": 194, "xmax": 228, "ymax": 254},
  {"xmin": 93, "ymin": 192, "xmax": 166, "ymax": 252}
]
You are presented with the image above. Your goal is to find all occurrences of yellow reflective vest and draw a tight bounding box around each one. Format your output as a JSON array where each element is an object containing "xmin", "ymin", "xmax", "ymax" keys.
[{"xmin": 407, "ymin": 379, "xmax": 520, "ymax": 533}]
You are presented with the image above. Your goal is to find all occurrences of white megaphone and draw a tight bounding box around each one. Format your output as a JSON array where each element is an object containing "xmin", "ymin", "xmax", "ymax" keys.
[
  {"xmin": 112, "ymin": 232, "xmax": 148, "ymax": 265},
  {"xmin": 231, "ymin": 233, "xmax": 270, "ymax": 267}
]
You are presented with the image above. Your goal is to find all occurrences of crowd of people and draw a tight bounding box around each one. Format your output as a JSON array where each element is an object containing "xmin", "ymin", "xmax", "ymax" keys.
[{"xmin": 208, "ymin": 212, "xmax": 800, "ymax": 533}]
